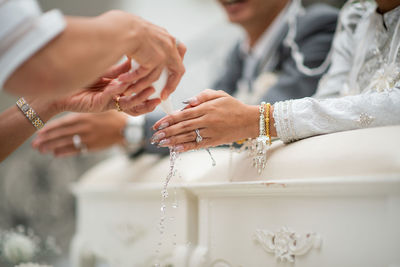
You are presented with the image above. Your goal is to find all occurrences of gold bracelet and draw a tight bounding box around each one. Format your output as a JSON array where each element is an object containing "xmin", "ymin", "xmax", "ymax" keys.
[
  {"xmin": 264, "ymin": 103, "xmax": 272, "ymax": 145},
  {"xmin": 16, "ymin": 98, "xmax": 45, "ymax": 130}
]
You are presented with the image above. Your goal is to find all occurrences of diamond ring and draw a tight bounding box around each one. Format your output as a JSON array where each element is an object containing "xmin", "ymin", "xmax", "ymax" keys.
[
  {"xmin": 72, "ymin": 134, "xmax": 82, "ymax": 149},
  {"xmin": 195, "ymin": 129, "xmax": 203, "ymax": 143}
]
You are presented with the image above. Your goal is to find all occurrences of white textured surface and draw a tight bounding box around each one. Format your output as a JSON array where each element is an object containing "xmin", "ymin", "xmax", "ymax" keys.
[{"xmin": 72, "ymin": 126, "xmax": 400, "ymax": 266}]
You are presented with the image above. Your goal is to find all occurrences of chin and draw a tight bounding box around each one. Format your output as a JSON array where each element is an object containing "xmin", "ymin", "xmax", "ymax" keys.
[{"xmin": 220, "ymin": 0, "xmax": 252, "ymax": 23}]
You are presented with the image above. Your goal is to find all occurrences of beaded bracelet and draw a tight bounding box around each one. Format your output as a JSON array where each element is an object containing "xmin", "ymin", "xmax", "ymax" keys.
[{"xmin": 16, "ymin": 98, "xmax": 45, "ymax": 130}]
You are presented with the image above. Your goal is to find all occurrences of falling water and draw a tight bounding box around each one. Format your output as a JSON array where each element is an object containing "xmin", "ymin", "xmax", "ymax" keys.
[{"xmin": 154, "ymin": 147, "xmax": 179, "ymax": 267}]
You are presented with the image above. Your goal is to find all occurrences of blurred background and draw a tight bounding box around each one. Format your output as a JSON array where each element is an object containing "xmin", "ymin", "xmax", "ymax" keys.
[{"xmin": 0, "ymin": 0, "xmax": 345, "ymax": 266}]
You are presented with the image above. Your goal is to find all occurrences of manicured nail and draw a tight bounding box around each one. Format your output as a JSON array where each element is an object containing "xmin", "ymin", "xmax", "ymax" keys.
[
  {"xmin": 174, "ymin": 145, "xmax": 184, "ymax": 152},
  {"xmin": 151, "ymin": 132, "xmax": 165, "ymax": 144},
  {"xmin": 158, "ymin": 139, "xmax": 170, "ymax": 146},
  {"xmin": 182, "ymin": 97, "xmax": 198, "ymax": 105},
  {"xmin": 157, "ymin": 122, "xmax": 169, "ymax": 130}
]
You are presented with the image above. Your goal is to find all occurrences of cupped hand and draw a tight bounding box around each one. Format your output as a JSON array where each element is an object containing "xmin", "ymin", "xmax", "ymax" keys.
[
  {"xmin": 112, "ymin": 12, "xmax": 187, "ymax": 100},
  {"xmin": 55, "ymin": 60, "xmax": 161, "ymax": 116},
  {"xmin": 32, "ymin": 111, "xmax": 127, "ymax": 157},
  {"xmin": 150, "ymin": 89, "xmax": 259, "ymax": 152}
]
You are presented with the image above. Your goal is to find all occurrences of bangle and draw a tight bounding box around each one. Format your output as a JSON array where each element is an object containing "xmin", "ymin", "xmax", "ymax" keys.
[
  {"xmin": 16, "ymin": 98, "xmax": 45, "ymax": 130},
  {"xmin": 253, "ymin": 101, "xmax": 270, "ymax": 174},
  {"xmin": 264, "ymin": 102, "xmax": 272, "ymax": 145}
]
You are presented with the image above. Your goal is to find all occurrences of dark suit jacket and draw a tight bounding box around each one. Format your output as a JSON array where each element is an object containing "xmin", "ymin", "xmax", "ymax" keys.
[{"xmin": 140, "ymin": 4, "xmax": 338, "ymax": 155}]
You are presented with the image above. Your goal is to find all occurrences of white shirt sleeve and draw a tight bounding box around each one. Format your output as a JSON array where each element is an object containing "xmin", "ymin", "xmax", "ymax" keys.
[{"xmin": 0, "ymin": 0, "xmax": 66, "ymax": 90}]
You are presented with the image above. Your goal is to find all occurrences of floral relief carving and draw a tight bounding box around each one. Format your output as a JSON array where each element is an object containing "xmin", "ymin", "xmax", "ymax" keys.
[
  {"xmin": 111, "ymin": 221, "xmax": 146, "ymax": 246},
  {"xmin": 253, "ymin": 226, "xmax": 322, "ymax": 263}
]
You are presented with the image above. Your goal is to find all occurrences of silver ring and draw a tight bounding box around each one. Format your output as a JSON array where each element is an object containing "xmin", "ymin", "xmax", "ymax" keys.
[
  {"xmin": 195, "ymin": 129, "xmax": 203, "ymax": 143},
  {"xmin": 73, "ymin": 134, "xmax": 88, "ymax": 154},
  {"xmin": 175, "ymin": 38, "xmax": 180, "ymax": 48},
  {"xmin": 72, "ymin": 134, "xmax": 82, "ymax": 149}
]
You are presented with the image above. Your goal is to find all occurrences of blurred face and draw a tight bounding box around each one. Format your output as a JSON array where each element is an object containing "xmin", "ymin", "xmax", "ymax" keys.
[{"xmin": 218, "ymin": 0, "xmax": 285, "ymax": 26}]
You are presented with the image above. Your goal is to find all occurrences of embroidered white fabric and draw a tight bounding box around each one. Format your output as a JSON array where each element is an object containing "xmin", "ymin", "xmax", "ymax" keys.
[{"xmin": 274, "ymin": 2, "xmax": 400, "ymax": 143}]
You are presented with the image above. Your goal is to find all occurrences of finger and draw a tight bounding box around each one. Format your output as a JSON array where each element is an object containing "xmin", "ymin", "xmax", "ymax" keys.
[
  {"xmin": 177, "ymin": 42, "xmax": 187, "ymax": 59},
  {"xmin": 103, "ymin": 59, "xmax": 132, "ymax": 79},
  {"xmin": 103, "ymin": 80, "xmax": 131, "ymax": 98},
  {"xmin": 35, "ymin": 113, "xmax": 82, "ymax": 138},
  {"xmin": 160, "ymin": 64, "xmax": 185, "ymax": 100},
  {"xmin": 156, "ymin": 128, "xmax": 206, "ymax": 147},
  {"xmin": 173, "ymin": 139, "xmax": 211, "ymax": 152},
  {"xmin": 117, "ymin": 65, "xmax": 152, "ymax": 83},
  {"xmin": 34, "ymin": 125, "xmax": 87, "ymax": 152},
  {"xmin": 152, "ymin": 116, "xmax": 205, "ymax": 142},
  {"xmin": 53, "ymin": 144, "xmax": 81, "ymax": 157},
  {"xmin": 36, "ymin": 135, "xmax": 77, "ymax": 154},
  {"xmin": 182, "ymin": 89, "xmax": 227, "ymax": 107},
  {"xmin": 124, "ymin": 66, "xmax": 163, "ymax": 96},
  {"xmin": 124, "ymin": 98, "xmax": 161, "ymax": 116},
  {"xmin": 119, "ymin": 87, "xmax": 156, "ymax": 109},
  {"xmin": 152, "ymin": 106, "xmax": 203, "ymax": 130}
]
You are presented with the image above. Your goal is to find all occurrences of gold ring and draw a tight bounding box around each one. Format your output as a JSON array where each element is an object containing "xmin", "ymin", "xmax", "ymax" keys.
[{"xmin": 114, "ymin": 95, "xmax": 122, "ymax": 112}]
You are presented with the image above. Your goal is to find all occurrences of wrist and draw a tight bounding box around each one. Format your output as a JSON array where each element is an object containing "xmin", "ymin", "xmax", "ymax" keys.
[
  {"xmin": 245, "ymin": 105, "xmax": 260, "ymax": 139},
  {"xmin": 98, "ymin": 10, "xmax": 141, "ymax": 55},
  {"xmin": 25, "ymin": 97, "xmax": 61, "ymax": 123}
]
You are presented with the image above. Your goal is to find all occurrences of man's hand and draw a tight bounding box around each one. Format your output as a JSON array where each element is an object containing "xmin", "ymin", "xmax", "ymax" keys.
[{"xmin": 32, "ymin": 111, "xmax": 127, "ymax": 157}]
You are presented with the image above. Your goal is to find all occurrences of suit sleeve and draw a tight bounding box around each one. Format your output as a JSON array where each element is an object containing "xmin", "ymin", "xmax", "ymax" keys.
[{"xmin": 263, "ymin": 5, "xmax": 338, "ymax": 104}]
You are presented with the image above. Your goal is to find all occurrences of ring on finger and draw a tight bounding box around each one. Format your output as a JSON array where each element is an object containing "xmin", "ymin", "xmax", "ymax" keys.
[
  {"xmin": 114, "ymin": 95, "xmax": 122, "ymax": 112},
  {"xmin": 195, "ymin": 129, "xmax": 203, "ymax": 143},
  {"xmin": 175, "ymin": 38, "xmax": 180, "ymax": 48},
  {"xmin": 72, "ymin": 134, "xmax": 82, "ymax": 149}
]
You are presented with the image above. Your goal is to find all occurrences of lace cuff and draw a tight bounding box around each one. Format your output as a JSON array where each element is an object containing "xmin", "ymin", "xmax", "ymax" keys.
[{"xmin": 273, "ymin": 100, "xmax": 299, "ymax": 143}]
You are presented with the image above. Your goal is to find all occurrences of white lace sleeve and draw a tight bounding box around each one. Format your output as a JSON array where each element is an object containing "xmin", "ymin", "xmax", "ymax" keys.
[
  {"xmin": 274, "ymin": 88, "xmax": 400, "ymax": 143},
  {"xmin": 314, "ymin": 2, "xmax": 365, "ymax": 98}
]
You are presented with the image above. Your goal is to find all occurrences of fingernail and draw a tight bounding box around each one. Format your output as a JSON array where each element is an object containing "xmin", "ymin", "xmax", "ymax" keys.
[
  {"xmin": 182, "ymin": 97, "xmax": 198, "ymax": 105},
  {"xmin": 151, "ymin": 132, "xmax": 165, "ymax": 144},
  {"xmin": 158, "ymin": 139, "xmax": 170, "ymax": 146},
  {"xmin": 157, "ymin": 122, "xmax": 169, "ymax": 130},
  {"xmin": 174, "ymin": 145, "xmax": 184, "ymax": 152}
]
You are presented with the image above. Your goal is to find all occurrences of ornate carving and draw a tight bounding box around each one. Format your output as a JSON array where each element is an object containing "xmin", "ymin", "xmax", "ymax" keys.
[
  {"xmin": 253, "ymin": 226, "xmax": 322, "ymax": 262},
  {"xmin": 111, "ymin": 221, "xmax": 146, "ymax": 245}
]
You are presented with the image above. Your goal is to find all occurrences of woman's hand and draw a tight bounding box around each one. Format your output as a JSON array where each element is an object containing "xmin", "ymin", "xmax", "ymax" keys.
[
  {"xmin": 55, "ymin": 60, "xmax": 161, "ymax": 115},
  {"xmin": 151, "ymin": 89, "xmax": 260, "ymax": 152},
  {"xmin": 32, "ymin": 111, "xmax": 127, "ymax": 157}
]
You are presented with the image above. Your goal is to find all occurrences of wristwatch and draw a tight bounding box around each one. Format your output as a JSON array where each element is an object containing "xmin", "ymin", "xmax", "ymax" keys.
[{"xmin": 123, "ymin": 116, "xmax": 145, "ymax": 147}]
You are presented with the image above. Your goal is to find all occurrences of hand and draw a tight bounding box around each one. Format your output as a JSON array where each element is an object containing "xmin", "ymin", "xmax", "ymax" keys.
[
  {"xmin": 32, "ymin": 111, "xmax": 127, "ymax": 157},
  {"xmin": 151, "ymin": 89, "xmax": 260, "ymax": 152},
  {"xmin": 105, "ymin": 11, "xmax": 187, "ymax": 100},
  {"xmin": 55, "ymin": 60, "xmax": 161, "ymax": 115}
]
